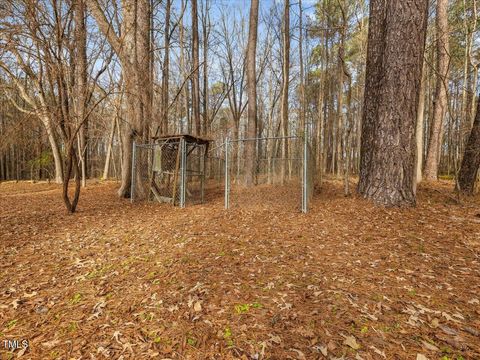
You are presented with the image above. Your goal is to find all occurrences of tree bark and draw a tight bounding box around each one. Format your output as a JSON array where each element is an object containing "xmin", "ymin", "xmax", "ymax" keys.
[
  {"xmin": 424, "ymin": 0, "xmax": 449, "ymax": 180},
  {"xmin": 161, "ymin": 0, "xmax": 171, "ymax": 134},
  {"xmin": 102, "ymin": 114, "xmax": 116, "ymax": 180},
  {"xmin": 416, "ymin": 60, "xmax": 426, "ymax": 184},
  {"xmin": 74, "ymin": 0, "xmax": 88, "ymax": 188},
  {"xmin": 244, "ymin": 0, "xmax": 259, "ymax": 187},
  {"xmin": 280, "ymin": 0, "xmax": 290, "ymax": 182},
  {"xmin": 298, "ymin": 0, "xmax": 305, "ymax": 137},
  {"xmin": 457, "ymin": 95, "xmax": 480, "ymax": 194},
  {"xmin": 86, "ymin": 0, "xmax": 151, "ymax": 198},
  {"xmin": 192, "ymin": 0, "xmax": 201, "ymax": 135},
  {"xmin": 45, "ymin": 122, "xmax": 64, "ymax": 184},
  {"xmin": 201, "ymin": 0, "xmax": 210, "ymax": 136},
  {"xmin": 358, "ymin": 0, "xmax": 429, "ymax": 206}
]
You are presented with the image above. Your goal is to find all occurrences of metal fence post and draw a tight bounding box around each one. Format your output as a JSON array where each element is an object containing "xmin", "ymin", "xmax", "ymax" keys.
[
  {"xmin": 180, "ymin": 138, "xmax": 186, "ymax": 208},
  {"xmin": 201, "ymin": 144, "xmax": 205, "ymax": 203},
  {"xmin": 130, "ymin": 141, "xmax": 136, "ymax": 203},
  {"xmin": 302, "ymin": 130, "xmax": 308, "ymax": 213},
  {"xmin": 224, "ymin": 137, "xmax": 230, "ymax": 209}
]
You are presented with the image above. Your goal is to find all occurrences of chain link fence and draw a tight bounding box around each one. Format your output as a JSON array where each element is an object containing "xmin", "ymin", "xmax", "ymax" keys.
[
  {"xmin": 131, "ymin": 138, "xmax": 209, "ymax": 206},
  {"xmin": 224, "ymin": 136, "xmax": 314, "ymax": 212},
  {"xmin": 205, "ymin": 143, "xmax": 226, "ymax": 203},
  {"xmin": 303, "ymin": 138, "xmax": 316, "ymax": 212},
  {"xmin": 131, "ymin": 135, "xmax": 315, "ymax": 212}
]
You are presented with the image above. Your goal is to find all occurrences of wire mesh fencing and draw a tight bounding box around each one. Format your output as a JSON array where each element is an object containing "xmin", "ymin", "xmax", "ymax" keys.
[
  {"xmin": 131, "ymin": 135, "xmax": 315, "ymax": 212},
  {"xmin": 303, "ymin": 139, "xmax": 316, "ymax": 212},
  {"xmin": 131, "ymin": 139, "xmax": 209, "ymax": 206},
  {"xmin": 205, "ymin": 143, "xmax": 226, "ymax": 203},
  {"xmin": 224, "ymin": 136, "xmax": 314, "ymax": 212},
  {"xmin": 184, "ymin": 142, "xmax": 207, "ymax": 205}
]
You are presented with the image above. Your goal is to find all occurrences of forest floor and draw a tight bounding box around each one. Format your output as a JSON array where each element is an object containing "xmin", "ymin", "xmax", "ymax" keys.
[{"xmin": 0, "ymin": 179, "xmax": 479, "ymax": 360}]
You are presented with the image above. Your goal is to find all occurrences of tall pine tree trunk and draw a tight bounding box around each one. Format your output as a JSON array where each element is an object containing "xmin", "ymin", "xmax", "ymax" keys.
[{"xmin": 358, "ymin": 0, "xmax": 429, "ymax": 206}]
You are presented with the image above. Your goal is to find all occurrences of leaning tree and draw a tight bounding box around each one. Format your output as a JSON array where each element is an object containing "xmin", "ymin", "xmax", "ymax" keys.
[{"xmin": 457, "ymin": 96, "xmax": 480, "ymax": 194}]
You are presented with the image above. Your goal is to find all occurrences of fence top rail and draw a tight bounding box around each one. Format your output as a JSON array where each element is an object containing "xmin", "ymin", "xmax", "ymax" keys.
[
  {"xmin": 134, "ymin": 143, "xmax": 164, "ymax": 149},
  {"xmin": 229, "ymin": 135, "xmax": 300, "ymax": 142}
]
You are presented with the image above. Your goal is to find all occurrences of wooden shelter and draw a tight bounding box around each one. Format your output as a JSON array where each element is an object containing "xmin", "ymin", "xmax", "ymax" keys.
[{"xmin": 149, "ymin": 134, "xmax": 211, "ymax": 206}]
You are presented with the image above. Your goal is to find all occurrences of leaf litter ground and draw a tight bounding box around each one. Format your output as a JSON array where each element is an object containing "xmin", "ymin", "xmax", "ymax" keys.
[{"xmin": 0, "ymin": 180, "xmax": 479, "ymax": 359}]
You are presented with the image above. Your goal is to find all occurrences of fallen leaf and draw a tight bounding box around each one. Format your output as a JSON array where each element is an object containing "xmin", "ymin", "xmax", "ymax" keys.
[
  {"xmin": 42, "ymin": 340, "xmax": 60, "ymax": 349},
  {"xmin": 23, "ymin": 291, "xmax": 37, "ymax": 298},
  {"xmin": 194, "ymin": 301, "xmax": 202, "ymax": 312},
  {"xmin": 343, "ymin": 335, "xmax": 360, "ymax": 350},
  {"xmin": 16, "ymin": 346, "xmax": 27, "ymax": 358},
  {"xmin": 289, "ymin": 348, "xmax": 306, "ymax": 360},
  {"xmin": 112, "ymin": 330, "xmax": 122, "ymax": 344},
  {"xmin": 268, "ymin": 334, "xmax": 282, "ymax": 344},
  {"xmin": 318, "ymin": 345, "xmax": 327, "ymax": 356},
  {"xmin": 369, "ymin": 345, "xmax": 386, "ymax": 358},
  {"xmin": 421, "ymin": 340, "xmax": 439, "ymax": 351}
]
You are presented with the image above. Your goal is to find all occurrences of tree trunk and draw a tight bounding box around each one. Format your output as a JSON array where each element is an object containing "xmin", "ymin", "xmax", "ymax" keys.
[
  {"xmin": 42, "ymin": 115, "xmax": 63, "ymax": 183},
  {"xmin": 179, "ymin": 0, "xmax": 189, "ymax": 133},
  {"xmin": 192, "ymin": 0, "xmax": 201, "ymax": 135},
  {"xmin": 86, "ymin": 0, "xmax": 151, "ymax": 198},
  {"xmin": 62, "ymin": 144, "xmax": 81, "ymax": 213},
  {"xmin": 202, "ymin": 0, "xmax": 210, "ymax": 136},
  {"xmin": 424, "ymin": 0, "xmax": 449, "ymax": 180},
  {"xmin": 358, "ymin": 0, "xmax": 429, "ymax": 206},
  {"xmin": 298, "ymin": 0, "xmax": 305, "ymax": 137},
  {"xmin": 161, "ymin": 0, "xmax": 171, "ymax": 134},
  {"xmin": 336, "ymin": 10, "xmax": 346, "ymax": 178},
  {"xmin": 74, "ymin": 0, "xmax": 88, "ymax": 188},
  {"xmin": 280, "ymin": 0, "xmax": 290, "ymax": 182},
  {"xmin": 416, "ymin": 61, "xmax": 426, "ymax": 184},
  {"xmin": 244, "ymin": 0, "xmax": 259, "ymax": 187},
  {"xmin": 102, "ymin": 114, "xmax": 116, "ymax": 180},
  {"xmin": 457, "ymin": 95, "xmax": 480, "ymax": 194}
]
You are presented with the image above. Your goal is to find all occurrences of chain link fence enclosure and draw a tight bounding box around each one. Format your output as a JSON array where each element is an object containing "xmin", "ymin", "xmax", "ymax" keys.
[
  {"xmin": 205, "ymin": 143, "xmax": 226, "ymax": 203},
  {"xmin": 224, "ymin": 136, "xmax": 314, "ymax": 212},
  {"xmin": 303, "ymin": 139, "xmax": 316, "ymax": 212},
  {"xmin": 184, "ymin": 142, "xmax": 208, "ymax": 205},
  {"xmin": 131, "ymin": 135, "xmax": 315, "ymax": 212},
  {"xmin": 131, "ymin": 136, "xmax": 210, "ymax": 206}
]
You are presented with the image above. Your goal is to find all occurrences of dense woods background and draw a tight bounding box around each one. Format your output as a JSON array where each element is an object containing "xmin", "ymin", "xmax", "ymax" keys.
[{"xmin": 0, "ymin": 0, "xmax": 479, "ymax": 209}]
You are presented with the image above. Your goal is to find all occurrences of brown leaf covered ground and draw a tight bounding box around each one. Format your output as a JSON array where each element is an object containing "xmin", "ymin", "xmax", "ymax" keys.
[{"xmin": 0, "ymin": 180, "xmax": 479, "ymax": 360}]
